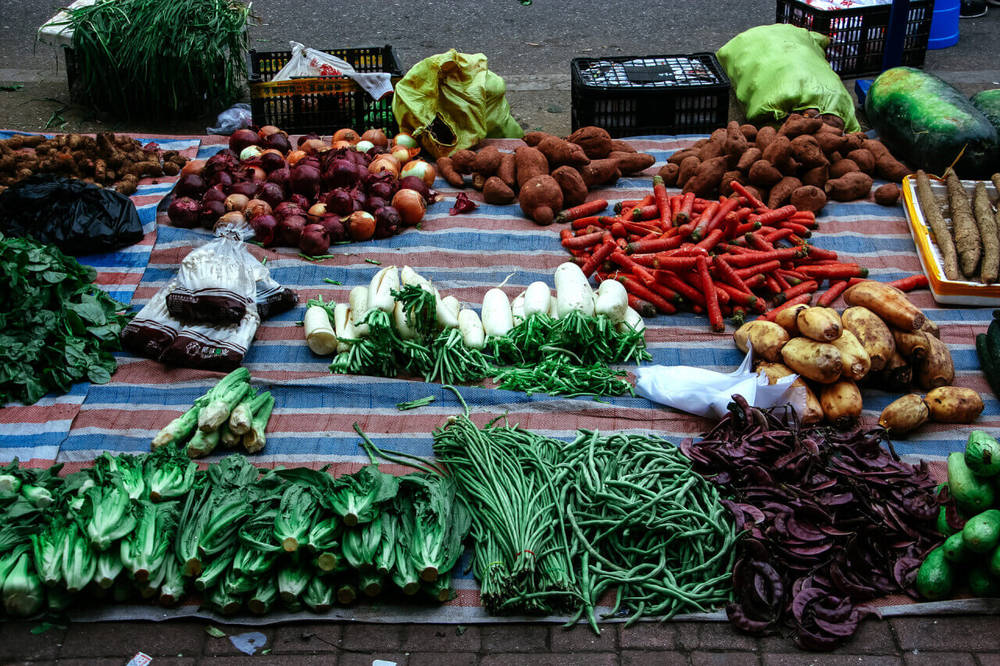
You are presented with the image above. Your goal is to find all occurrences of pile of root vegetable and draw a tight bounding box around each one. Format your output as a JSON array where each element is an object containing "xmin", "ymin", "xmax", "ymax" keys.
[
  {"xmin": 680, "ymin": 395, "xmax": 942, "ymax": 650},
  {"xmin": 657, "ymin": 113, "xmax": 910, "ymax": 212},
  {"xmin": 0, "ymin": 132, "xmax": 187, "ymax": 196}
]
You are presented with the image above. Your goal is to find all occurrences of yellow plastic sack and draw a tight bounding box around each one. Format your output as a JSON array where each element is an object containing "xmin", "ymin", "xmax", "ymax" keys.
[{"xmin": 392, "ymin": 49, "xmax": 523, "ymax": 158}]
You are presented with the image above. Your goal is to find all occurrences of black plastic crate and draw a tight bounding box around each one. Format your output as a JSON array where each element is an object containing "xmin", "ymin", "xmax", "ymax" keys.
[
  {"xmin": 248, "ymin": 45, "xmax": 403, "ymax": 135},
  {"xmin": 571, "ymin": 53, "xmax": 730, "ymax": 138},
  {"xmin": 775, "ymin": 0, "xmax": 934, "ymax": 79}
]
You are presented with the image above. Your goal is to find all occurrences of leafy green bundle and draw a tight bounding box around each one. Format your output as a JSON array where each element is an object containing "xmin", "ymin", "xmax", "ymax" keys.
[{"xmin": 0, "ymin": 232, "xmax": 130, "ymax": 406}]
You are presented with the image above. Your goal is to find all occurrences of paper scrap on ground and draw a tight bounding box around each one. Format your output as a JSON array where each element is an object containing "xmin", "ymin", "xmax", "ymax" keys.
[
  {"xmin": 635, "ymin": 348, "xmax": 806, "ymax": 419},
  {"xmin": 229, "ymin": 631, "xmax": 268, "ymax": 655},
  {"xmin": 125, "ymin": 653, "xmax": 152, "ymax": 666},
  {"xmin": 373, "ymin": 661, "xmax": 398, "ymax": 666}
]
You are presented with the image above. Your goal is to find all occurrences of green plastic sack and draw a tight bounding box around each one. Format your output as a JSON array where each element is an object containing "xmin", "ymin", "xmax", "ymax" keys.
[
  {"xmin": 392, "ymin": 49, "xmax": 523, "ymax": 158},
  {"xmin": 716, "ymin": 24, "xmax": 860, "ymax": 133}
]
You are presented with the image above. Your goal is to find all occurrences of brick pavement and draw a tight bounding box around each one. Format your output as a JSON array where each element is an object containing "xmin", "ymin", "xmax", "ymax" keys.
[{"xmin": 2, "ymin": 616, "xmax": 999, "ymax": 665}]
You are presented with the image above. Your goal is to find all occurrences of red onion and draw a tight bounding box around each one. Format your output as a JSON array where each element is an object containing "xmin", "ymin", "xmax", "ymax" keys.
[
  {"xmin": 209, "ymin": 171, "xmax": 233, "ymax": 190},
  {"xmin": 229, "ymin": 180, "xmax": 260, "ymax": 199},
  {"xmin": 366, "ymin": 178, "xmax": 395, "ymax": 201},
  {"xmin": 366, "ymin": 196, "xmax": 388, "ymax": 212},
  {"xmin": 238, "ymin": 165, "xmax": 267, "ymax": 183},
  {"xmin": 297, "ymin": 133, "xmax": 321, "ymax": 147},
  {"xmin": 397, "ymin": 176, "xmax": 430, "ymax": 201},
  {"xmin": 276, "ymin": 214, "xmax": 307, "ymax": 247},
  {"xmin": 373, "ymin": 206, "xmax": 402, "ymax": 239},
  {"xmin": 289, "ymin": 193, "xmax": 310, "ymax": 210},
  {"xmin": 322, "ymin": 157, "xmax": 362, "ymax": 190},
  {"xmin": 259, "ymin": 151, "xmax": 286, "ymax": 173},
  {"xmin": 264, "ymin": 132, "xmax": 292, "ymax": 154},
  {"xmin": 174, "ymin": 173, "xmax": 205, "ymax": 198},
  {"xmin": 299, "ymin": 223, "xmax": 330, "ymax": 256},
  {"xmin": 258, "ymin": 182, "xmax": 285, "ymax": 209},
  {"xmin": 250, "ymin": 214, "xmax": 278, "ymax": 246},
  {"xmin": 323, "ymin": 188, "xmax": 354, "ymax": 216},
  {"xmin": 318, "ymin": 214, "xmax": 346, "ymax": 242},
  {"xmin": 168, "ymin": 197, "xmax": 201, "ymax": 227},
  {"xmin": 274, "ymin": 201, "xmax": 304, "ymax": 220},
  {"xmin": 200, "ymin": 200, "xmax": 225, "ymax": 229},
  {"xmin": 229, "ymin": 129, "xmax": 261, "ymax": 154},
  {"xmin": 290, "ymin": 164, "xmax": 321, "ymax": 198},
  {"xmin": 205, "ymin": 149, "xmax": 239, "ymax": 175},
  {"xmin": 267, "ymin": 167, "xmax": 290, "ymax": 191},
  {"xmin": 202, "ymin": 188, "xmax": 226, "ymax": 204}
]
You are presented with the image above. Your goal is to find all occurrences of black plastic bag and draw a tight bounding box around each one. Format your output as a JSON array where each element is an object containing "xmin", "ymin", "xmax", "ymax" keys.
[{"xmin": 0, "ymin": 175, "xmax": 143, "ymax": 255}]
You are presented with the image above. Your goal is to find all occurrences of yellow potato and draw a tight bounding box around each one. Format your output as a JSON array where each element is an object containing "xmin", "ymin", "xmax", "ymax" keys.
[
  {"xmin": 892, "ymin": 329, "xmax": 929, "ymax": 361},
  {"xmin": 878, "ymin": 393, "xmax": 930, "ymax": 435},
  {"xmin": 841, "ymin": 306, "xmax": 895, "ymax": 373},
  {"xmin": 915, "ymin": 334, "xmax": 955, "ymax": 390},
  {"xmin": 733, "ymin": 320, "xmax": 789, "ymax": 363},
  {"xmin": 924, "ymin": 386, "xmax": 984, "ymax": 424},
  {"xmin": 781, "ymin": 337, "xmax": 843, "ymax": 384},
  {"xmin": 796, "ymin": 307, "xmax": 842, "ymax": 342},
  {"xmin": 830, "ymin": 329, "xmax": 871, "ymax": 381},
  {"xmin": 819, "ymin": 379, "xmax": 863, "ymax": 427},
  {"xmin": 774, "ymin": 304, "xmax": 808, "ymax": 336},
  {"xmin": 919, "ymin": 316, "xmax": 940, "ymax": 339},
  {"xmin": 755, "ymin": 362, "xmax": 824, "ymax": 425},
  {"xmin": 843, "ymin": 281, "xmax": 925, "ymax": 331}
]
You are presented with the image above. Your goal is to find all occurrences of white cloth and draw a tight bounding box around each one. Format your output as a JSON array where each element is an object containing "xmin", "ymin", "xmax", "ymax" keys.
[{"xmin": 272, "ymin": 42, "xmax": 393, "ymax": 100}]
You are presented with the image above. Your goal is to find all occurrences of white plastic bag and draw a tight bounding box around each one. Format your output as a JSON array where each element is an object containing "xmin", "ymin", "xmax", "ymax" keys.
[
  {"xmin": 634, "ymin": 348, "xmax": 807, "ymax": 420},
  {"xmin": 272, "ymin": 42, "xmax": 393, "ymax": 100},
  {"xmin": 207, "ymin": 103, "xmax": 252, "ymax": 135}
]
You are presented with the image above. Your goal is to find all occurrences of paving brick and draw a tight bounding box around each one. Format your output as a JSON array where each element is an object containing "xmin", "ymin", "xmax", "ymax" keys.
[
  {"xmin": 549, "ymin": 624, "xmax": 618, "ymax": 652},
  {"xmin": 202, "ymin": 625, "xmax": 275, "ymax": 656},
  {"xmin": 54, "ymin": 660, "xmax": 196, "ymax": 666},
  {"xmin": 619, "ymin": 622, "xmax": 677, "ymax": 649},
  {"xmin": 0, "ymin": 621, "xmax": 66, "ymax": 660},
  {"xmin": 756, "ymin": 619, "xmax": 898, "ymax": 656},
  {"xmin": 621, "ymin": 650, "xmax": 689, "ymax": 666},
  {"xmin": 481, "ymin": 624, "xmax": 548, "ymax": 652},
  {"xmin": 193, "ymin": 657, "xmax": 335, "ymax": 666},
  {"xmin": 401, "ymin": 623, "xmax": 482, "ymax": 652},
  {"xmin": 409, "ymin": 652, "xmax": 478, "ymax": 666},
  {"xmin": 977, "ymin": 655, "xmax": 1000, "ymax": 666},
  {"xmin": 338, "ymin": 652, "xmax": 409, "ymax": 666},
  {"xmin": 480, "ymin": 654, "xmax": 617, "ymax": 666},
  {"xmin": 904, "ymin": 652, "xmax": 976, "ymax": 666},
  {"xmin": 58, "ymin": 620, "xmax": 205, "ymax": 658},
  {"xmin": 272, "ymin": 623, "xmax": 344, "ymax": 654},
  {"xmin": 674, "ymin": 622, "xmax": 757, "ymax": 651},
  {"xmin": 891, "ymin": 618, "xmax": 1000, "ymax": 653},
  {"xmin": 339, "ymin": 622, "xmax": 405, "ymax": 651},
  {"xmin": 764, "ymin": 655, "xmax": 903, "ymax": 665},
  {"xmin": 691, "ymin": 651, "xmax": 761, "ymax": 666}
]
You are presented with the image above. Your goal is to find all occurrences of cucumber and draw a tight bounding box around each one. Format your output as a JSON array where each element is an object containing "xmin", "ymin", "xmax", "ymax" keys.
[
  {"xmin": 990, "ymin": 544, "xmax": 1000, "ymax": 578},
  {"xmin": 937, "ymin": 505, "xmax": 956, "ymax": 536},
  {"xmin": 975, "ymin": 334, "xmax": 1000, "ymax": 400},
  {"xmin": 915, "ymin": 547, "xmax": 954, "ymax": 601},
  {"xmin": 971, "ymin": 89, "xmax": 1000, "ymax": 137},
  {"xmin": 967, "ymin": 564, "xmax": 1000, "ymax": 597},
  {"xmin": 962, "ymin": 509, "xmax": 1000, "ymax": 553},
  {"xmin": 865, "ymin": 67, "xmax": 999, "ymax": 178},
  {"xmin": 942, "ymin": 532, "xmax": 969, "ymax": 563},
  {"xmin": 965, "ymin": 430, "xmax": 1000, "ymax": 478},
  {"xmin": 948, "ymin": 451, "xmax": 996, "ymax": 513}
]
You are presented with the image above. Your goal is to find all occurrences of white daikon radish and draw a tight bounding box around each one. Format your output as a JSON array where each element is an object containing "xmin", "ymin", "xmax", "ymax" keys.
[
  {"xmin": 458, "ymin": 309, "xmax": 486, "ymax": 349},
  {"xmin": 523, "ymin": 281, "xmax": 552, "ymax": 317},
  {"xmin": 511, "ymin": 291, "xmax": 526, "ymax": 324},
  {"xmin": 548, "ymin": 293, "xmax": 560, "ymax": 319},
  {"xmin": 368, "ymin": 265, "xmax": 399, "ymax": 313},
  {"xmin": 333, "ymin": 303, "xmax": 354, "ymax": 352},
  {"xmin": 400, "ymin": 265, "xmax": 433, "ymax": 292},
  {"xmin": 554, "ymin": 262, "xmax": 595, "ymax": 317},
  {"xmin": 349, "ymin": 286, "xmax": 370, "ymax": 326},
  {"xmin": 482, "ymin": 288, "xmax": 514, "ymax": 337},
  {"xmin": 435, "ymin": 289, "xmax": 460, "ymax": 329},
  {"xmin": 618, "ymin": 306, "xmax": 646, "ymax": 334},
  {"xmin": 393, "ymin": 300, "xmax": 417, "ymax": 340},
  {"xmin": 594, "ymin": 279, "xmax": 629, "ymax": 323},
  {"xmin": 304, "ymin": 305, "xmax": 338, "ymax": 355}
]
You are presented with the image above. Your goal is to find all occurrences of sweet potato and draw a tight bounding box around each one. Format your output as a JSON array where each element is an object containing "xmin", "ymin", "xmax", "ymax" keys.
[
  {"xmin": 697, "ymin": 137, "xmax": 726, "ymax": 162},
  {"xmin": 755, "ymin": 126, "xmax": 777, "ymax": 151},
  {"xmin": 840, "ymin": 306, "xmax": 895, "ymax": 372},
  {"xmin": 677, "ymin": 156, "xmax": 701, "ymax": 188},
  {"xmin": 577, "ymin": 159, "xmax": 620, "ymax": 188},
  {"xmin": 437, "ymin": 156, "xmax": 465, "ymax": 188},
  {"xmin": 720, "ymin": 170, "xmax": 743, "ymax": 196},
  {"xmin": 482, "ymin": 176, "xmax": 516, "ymax": 205},
  {"xmin": 820, "ymin": 114, "xmax": 845, "ymax": 131},
  {"xmin": 862, "ymin": 138, "xmax": 889, "ymax": 159},
  {"xmin": 518, "ymin": 175, "xmax": 563, "ymax": 225},
  {"xmin": 924, "ymin": 386, "xmax": 983, "ymax": 423},
  {"xmin": 610, "ymin": 139, "xmax": 637, "ymax": 154},
  {"xmin": 537, "ymin": 136, "xmax": 589, "ymax": 168},
  {"xmin": 567, "ymin": 126, "xmax": 613, "ymax": 159},
  {"xmin": 875, "ymin": 153, "xmax": 912, "ymax": 181},
  {"xmin": 915, "ymin": 334, "xmax": 954, "ymax": 390},
  {"xmin": 724, "ymin": 121, "xmax": 749, "ymax": 162},
  {"xmin": 830, "ymin": 329, "xmax": 872, "ymax": 381},
  {"xmin": 829, "ymin": 159, "xmax": 860, "ymax": 179},
  {"xmin": 845, "ymin": 149, "xmax": 875, "ymax": 175},
  {"xmin": 843, "ymin": 281, "xmax": 925, "ymax": 331},
  {"xmin": 873, "ymin": 183, "xmax": 900, "ymax": 206},
  {"xmin": 473, "ymin": 145, "xmax": 503, "ymax": 175},
  {"xmin": 800, "ymin": 165, "xmax": 829, "ymax": 189},
  {"xmin": 791, "ymin": 135, "xmax": 827, "ymax": 167},
  {"xmin": 843, "ymin": 133, "xmax": 867, "ymax": 152},
  {"xmin": 781, "ymin": 337, "xmax": 843, "ymax": 384},
  {"xmin": 523, "ymin": 131, "xmax": 549, "ymax": 147},
  {"xmin": 790, "ymin": 185, "xmax": 827, "ymax": 213},
  {"xmin": 610, "ymin": 151, "xmax": 655, "ymax": 175},
  {"xmin": 740, "ymin": 124, "xmax": 758, "ymax": 142},
  {"xmin": 514, "ymin": 146, "xmax": 549, "ymax": 188},
  {"xmin": 667, "ymin": 149, "xmax": 699, "ymax": 166},
  {"xmin": 450, "ymin": 149, "xmax": 477, "ymax": 174},
  {"xmin": 767, "ymin": 176, "xmax": 802, "ymax": 209},
  {"xmin": 779, "ymin": 113, "xmax": 822, "ymax": 137},
  {"xmin": 761, "ymin": 136, "xmax": 793, "ymax": 171},
  {"xmin": 734, "ymin": 320, "xmax": 790, "ymax": 362},
  {"xmin": 756, "ymin": 361, "xmax": 824, "ymax": 424},
  {"xmin": 815, "ymin": 130, "xmax": 847, "ymax": 155},
  {"xmin": 683, "ymin": 156, "xmax": 728, "ymax": 197},
  {"xmin": 796, "ymin": 306, "xmax": 842, "ymax": 342},
  {"xmin": 879, "ymin": 393, "xmax": 930, "ymax": 434},
  {"xmin": 748, "ymin": 160, "xmax": 783, "ymax": 188},
  {"xmin": 736, "ymin": 147, "xmax": 763, "ymax": 172},
  {"xmin": 658, "ymin": 162, "xmax": 680, "ymax": 187},
  {"xmin": 496, "ymin": 153, "xmax": 517, "ymax": 190},
  {"xmin": 819, "ymin": 379, "xmax": 863, "ymax": 427},
  {"xmin": 825, "ymin": 173, "xmax": 872, "ymax": 202},
  {"xmin": 551, "ymin": 166, "xmax": 588, "ymax": 208},
  {"xmin": 893, "ymin": 329, "xmax": 929, "ymax": 360}
]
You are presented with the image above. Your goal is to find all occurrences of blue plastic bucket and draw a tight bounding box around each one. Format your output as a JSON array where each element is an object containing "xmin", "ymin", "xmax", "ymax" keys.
[{"xmin": 929, "ymin": 0, "xmax": 960, "ymax": 49}]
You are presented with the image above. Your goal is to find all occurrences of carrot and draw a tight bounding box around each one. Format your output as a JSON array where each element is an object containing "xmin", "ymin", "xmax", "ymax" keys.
[
  {"xmin": 798, "ymin": 264, "xmax": 867, "ymax": 280},
  {"xmin": 656, "ymin": 270, "xmax": 705, "ymax": 306},
  {"xmin": 704, "ymin": 196, "xmax": 742, "ymax": 235},
  {"xmin": 653, "ymin": 175, "xmax": 670, "ymax": 228},
  {"xmin": 732, "ymin": 220, "xmax": 762, "ymax": 236},
  {"xmin": 847, "ymin": 277, "xmax": 868, "ymax": 287},
  {"xmin": 561, "ymin": 230, "xmax": 606, "ymax": 250},
  {"xmin": 665, "ymin": 245, "xmax": 709, "ymax": 257},
  {"xmin": 777, "ymin": 269, "xmax": 806, "ymax": 284},
  {"xmin": 714, "ymin": 284, "xmax": 731, "ymax": 307},
  {"xmin": 570, "ymin": 215, "xmax": 603, "ymax": 230},
  {"xmin": 652, "ymin": 255, "xmax": 700, "ymax": 271},
  {"xmin": 674, "ymin": 191, "xmax": 695, "ymax": 225},
  {"xmin": 694, "ymin": 228, "xmax": 724, "ymax": 252},
  {"xmin": 816, "ymin": 279, "xmax": 850, "ymax": 307},
  {"xmin": 696, "ymin": 255, "xmax": 724, "ymax": 333},
  {"xmin": 776, "ymin": 221, "xmax": 812, "ymax": 237},
  {"xmin": 610, "ymin": 251, "xmax": 657, "ymax": 285},
  {"xmin": 887, "ymin": 274, "xmax": 929, "ymax": 292},
  {"xmin": 764, "ymin": 275, "xmax": 782, "ymax": 294},
  {"xmin": 804, "ymin": 245, "xmax": 839, "ymax": 261},
  {"xmin": 731, "ymin": 181, "xmax": 766, "ymax": 210},
  {"xmin": 716, "ymin": 281, "xmax": 764, "ymax": 312},
  {"xmin": 746, "ymin": 232, "xmax": 774, "ymax": 252},
  {"xmin": 630, "ymin": 204, "xmax": 661, "ymax": 221},
  {"xmin": 749, "ymin": 205, "xmax": 797, "ymax": 226},
  {"xmin": 733, "ymin": 259, "xmax": 781, "ymax": 279},
  {"xmin": 580, "ymin": 237, "xmax": 616, "ymax": 277},
  {"xmin": 691, "ymin": 202, "xmax": 719, "ymax": 241},
  {"xmin": 712, "ymin": 256, "xmax": 750, "ymax": 292},
  {"xmin": 627, "ymin": 294, "xmax": 658, "ymax": 318},
  {"xmin": 618, "ymin": 275, "xmax": 677, "ymax": 314},
  {"xmin": 555, "ymin": 199, "xmax": 609, "ymax": 225},
  {"xmin": 610, "ymin": 222, "xmax": 627, "ymax": 238},
  {"xmin": 774, "ymin": 272, "xmax": 791, "ymax": 291},
  {"xmin": 724, "ymin": 247, "xmax": 807, "ymax": 267},
  {"xmin": 762, "ymin": 228, "xmax": 797, "ymax": 245},
  {"xmin": 777, "ymin": 279, "xmax": 819, "ymax": 303},
  {"xmin": 743, "ymin": 273, "xmax": 767, "ymax": 290},
  {"xmin": 759, "ymin": 293, "xmax": 813, "ymax": 321},
  {"xmin": 626, "ymin": 235, "xmax": 683, "ymax": 255}
]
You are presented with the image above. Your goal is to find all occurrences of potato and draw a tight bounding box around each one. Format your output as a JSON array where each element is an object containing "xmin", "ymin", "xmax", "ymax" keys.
[
  {"xmin": 819, "ymin": 379, "xmax": 863, "ymax": 427},
  {"xmin": 878, "ymin": 393, "xmax": 930, "ymax": 435},
  {"xmin": 924, "ymin": 386, "xmax": 984, "ymax": 424},
  {"xmin": 734, "ymin": 320, "xmax": 789, "ymax": 363},
  {"xmin": 781, "ymin": 337, "xmax": 843, "ymax": 384},
  {"xmin": 892, "ymin": 329, "xmax": 929, "ymax": 361},
  {"xmin": 843, "ymin": 281, "xmax": 925, "ymax": 332},
  {"xmin": 840, "ymin": 306, "xmax": 895, "ymax": 372},
  {"xmin": 755, "ymin": 362, "xmax": 824, "ymax": 425},
  {"xmin": 920, "ymin": 317, "xmax": 940, "ymax": 339},
  {"xmin": 879, "ymin": 350, "xmax": 913, "ymax": 391},
  {"xmin": 796, "ymin": 307, "xmax": 842, "ymax": 342},
  {"xmin": 830, "ymin": 329, "xmax": 871, "ymax": 381},
  {"xmin": 774, "ymin": 303, "xmax": 809, "ymax": 336},
  {"xmin": 915, "ymin": 334, "xmax": 955, "ymax": 390}
]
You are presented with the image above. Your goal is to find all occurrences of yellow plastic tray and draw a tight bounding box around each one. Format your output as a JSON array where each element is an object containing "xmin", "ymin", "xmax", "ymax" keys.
[{"xmin": 901, "ymin": 173, "xmax": 1000, "ymax": 306}]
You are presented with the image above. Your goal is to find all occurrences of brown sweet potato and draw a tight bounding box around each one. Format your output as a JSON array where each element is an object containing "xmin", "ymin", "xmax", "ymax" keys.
[
  {"xmin": 815, "ymin": 129, "xmax": 846, "ymax": 155},
  {"xmin": 519, "ymin": 175, "xmax": 563, "ymax": 225},
  {"xmin": 720, "ymin": 170, "xmax": 743, "ymax": 196},
  {"xmin": 740, "ymin": 124, "xmax": 758, "ymax": 142},
  {"xmin": 497, "ymin": 153, "xmax": 517, "ymax": 190},
  {"xmin": 577, "ymin": 159, "xmax": 621, "ymax": 188},
  {"xmin": 846, "ymin": 149, "xmax": 875, "ymax": 174},
  {"xmin": 761, "ymin": 135, "xmax": 792, "ymax": 169},
  {"xmin": 610, "ymin": 151, "xmax": 655, "ymax": 175},
  {"xmin": 514, "ymin": 146, "xmax": 549, "ymax": 188},
  {"xmin": 790, "ymin": 135, "xmax": 827, "ymax": 167},
  {"xmin": 437, "ymin": 156, "xmax": 465, "ymax": 188},
  {"xmin": 748, "ymin": 160, "xmax": 783, "ymax": 188},
  {"xmin": 724, "ymin": 121, "xmax": 749, "ymax": 159},
  {"xmin": 843, "ymin": 133, "xmax": 866, "ymax": 152},
  {"xmin": 767, "ymin": 176, "xmax": 802, "ymax": 209},
  {"xmin": 482, "ymin": 176, "xmax": 516, "ymax": 205},
  {"xmin": 657, "ymin": 162, "xmax": 680, "ymax": 187},
  {"xmin": 551, "ymin": 166, "xmax": 588, "ymax": 208},
  {"xmin": 825, "ymin": 172, "xmax": 873, "ymax": 202},
  {"xmin": 875, "ymin": 153, "xmax": 912, "ymax": 181},
  {"xmin": 778, "ymin": 113, "xmax": 823, "ymax": 137},
  {"xmin": 536, "ymin": 136, "xmax": 589, "ymax": 167},
  {"xmin": 450, "ymin": 149, "xmax": 476, "ymax": 174},
  {"xmin": 683, "ymin": 156, "xmax": 727, "ymax": 197},
  {"xmin": 790, "ymin": 185, "xmax": 827, "ymax": 213},
  {"xmin": 862, "ymin": 138, "xmax": 889, "ymax": 159},
  {"xmin": 755, "ymin": 126, "xmax": 778, "ymax": 151},
  {"xmin": 609, "ymin": 139, "xmax": 637, "ymax": 154},
  {"xmin": 667, "ymin": 149, "xmax": 699, "ymax": 166},
  {"xmin": 802, "ymin": 108, "xmax": 820, "ymax": 118},
  {"xmin": 829, "ymin": 159, "xmax": 860, "ymax": 179},
  {"xmin": 567, "ymin": 126, "xmax": 613, "ymax": 159},
  {"xmin": 677, "ymin": 156, "xmax": 701, "ymax": 188},
  {"xmin": 874, "ymin": 183, "xmax": 901, "ymax": 206},
  {"xmin": 697, "ymin": 137, "xmax": 726, "ymax": 162},
  {"xmin": 820, "ymin": 114, "xmax": 845, "ymax": 131},
  {"xmin": 523, "ymin": 131, "xmax": 550, "ymax": 147},
  {"xmin": 473, "ymin": 145, "xmax": 503, "ymax": 175},
  {"xmin": 801, "ymin": 164, "xmax": 829, "ymax": 188},
  {"xmin": 736, "ymin": 147, "xmax": 763, "ymax": 172}
]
